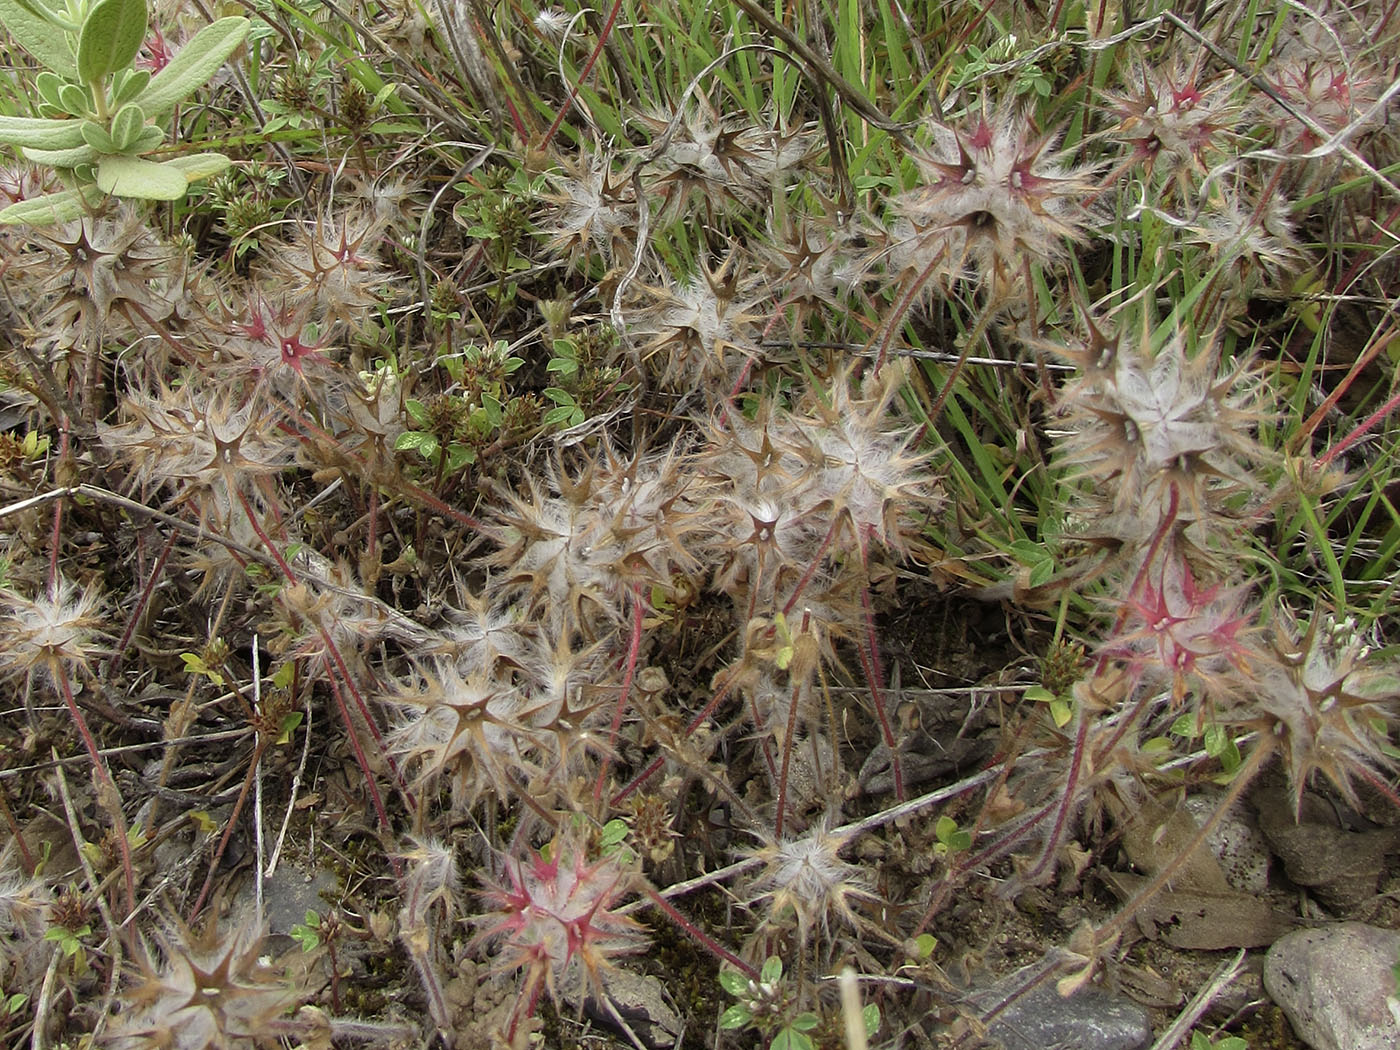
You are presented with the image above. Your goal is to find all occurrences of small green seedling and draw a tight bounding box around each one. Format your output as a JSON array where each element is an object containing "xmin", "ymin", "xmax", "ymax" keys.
[
  {"xmin": 719, "ymin": 956, "xmax": 878, "ymax": 1050},
  {"xmin": 290, "ymin": 910, "xmax": 322, "ymax": 952},
  {"xmin": 0, "ymin": 0, "xmax": 249, "ymax": 223},
  {"xmin": 1189, "ymin": 1031, "xmax": 1248, "ymax": 1050},
  {"xmin": 1025, "ymin": 683, "xmax": 1074, "ymax": 728},
  {"xmin": 179, "ymin": 650, "xmax": 225, "ymax": 687},
  {"xmin": 933, "ymin": 815, "xmax": 972, "ymax": 855}
]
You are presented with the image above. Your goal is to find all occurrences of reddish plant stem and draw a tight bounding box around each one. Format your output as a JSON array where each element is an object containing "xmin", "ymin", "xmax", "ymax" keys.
[
  {"xmin": 1091, "ymin": 738, "xmax": 1274, "ymax": 950},
  {"xmin": 1029, "ymin": 495, "xmax": 1177, "ymax": 889},
  {"xmin": 187, "ymin": 740, "xmax": 268, "ymax": 922},
  {"xmin": 1353, "ymin": 763, "xmax": 1400, "ymax": 812},
  {"xmin": 874, "ymin": 244, "xmax": 948, "ymax": 375},
  {"xmin": 47, "ymin": 419, "xmax": 69, "ymax": 594},
  {"xmin": 595, "ymin": 583, "xmax": 646, "ymax": 801},
  {"xmin": 232, "ymin": 486, "xmax": 409, "ymax": 798},
  {"xmin": 0, "ymin": 783, "xmax": 34, "ymax": 875},
  {"xmin": 746, "ymin": 693, "xmax": 781, "ymax": 789},
  {"xmin": 914, "ymin": 798, "xmax": 1059, "ymax": 935},
  {"xmin": 366, "ymin": 486, "xmax": 378, "ymax": 564},
  {"xmin": 278, "ymin": 415, "xmax": 488, "ymax": 534},
  {"xmin": 950, "ymin": 955, "xmax": 1067, "ymax": 1049},
  {"xmin": 1016, "ymin": 708, "xmax": 1090, "ymax": 887},
  {"xmin": 539, "ymin": 0, "xmax": 625, "ymax": 148},
  {"xmin": 54, "ymin": 667, "xmax": 137, "ymax": 918},
  {"xmin": 924, "ymin": 311, "xmax": 987, "ymax": 429},
  {"xmin": 232, "ymin": 488, "xmax": 404, "ymax": 843},
  {"xmin": 1098, "ymin": 484, "xmax": 1181, "ymax": 675},
  {"xmin": 326, "ymin": 936, "xmax": 344, "ymax": 1014},
  {"xmin": 858, "ymin": 587, "xmax": 904, "ymax": 799},
  {"xmin": 1316, "ymin": 381, "xmax": 1400, "ymax": 470},
  {"xmin": 317, "ymin": 621, "xmax": 411, "ymax": 803},
  {"xmin": 1092, "ymin": 685, "xmax": 1154, "ymax": 762},
  {"xmin": 122, "ymin": 301, "xmax": 198, "ymax": 366},
  {"xmin": 109, "ymin": 528, "xmax": 179, "ymax": 676},
  {"xmin": 641, "ymin": 884, "xmax": 757, "ymax": 978},
  {"xmin": 612, "ymin": 668, "xmax": 740, "ymax": 806},
  {"xmin": 323, "ymin": 670, "xmax": 399, "ymax": 876},
  {"xmin": 1331, "ymin": 201, "xmax": 1400, "ymax": 297},
  {"xmin": 773, "ymin": 612, "xmax": 812, "ymax": 840},
  {"xmin": 781, "ymin": 516, "xmax": 841, "ymax": 617},
  {"xmin": 1294, "ymin": 313, "xmax": 1400, "ymax": 453}
]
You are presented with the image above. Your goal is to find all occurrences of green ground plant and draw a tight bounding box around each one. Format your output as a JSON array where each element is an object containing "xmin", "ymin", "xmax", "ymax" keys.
[{"xmin": 0, "ymin": 0, "xmax": 248, "ymax": 221}]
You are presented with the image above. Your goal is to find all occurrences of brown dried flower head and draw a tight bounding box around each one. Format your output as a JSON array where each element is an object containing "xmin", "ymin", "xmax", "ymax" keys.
[{"xmin": 889, "ymin": 105, "xmax": 1100, "ymax": 302}]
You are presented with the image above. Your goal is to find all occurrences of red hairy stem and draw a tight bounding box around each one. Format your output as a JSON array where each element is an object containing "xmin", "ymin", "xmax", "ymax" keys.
[
  {"xmin": 1316, "ymin": 382, "xmax": 1400, "ymax": 470},
  {"xmin": 54, "ymin": 667, "xmax": 137, "ymax": 918},
  {"xmin": 913, "ymin": 798, "xmax": 1059, "ymax": 935},
  {"xmin": 612, "ymin": 667, "xmax": 741, "ymax": 806},
  {"xmin": 1015, "ymin": 706, "xmax": 1090, "ymax": 888},
  {"xmin": 187, "ymin": 741, "xmax": 268, "ymax": 922},
  {"xmin": 48, "ymin": 420, "xmax": 68, "ymax": 594},
  {"xmin": 278, "ymin": 415, "xmax": 488, "ymax": 534},
  {"xmin": 0, "ymin": 785, "xmax": 33, "ymax": 875},
  {"xmin": 1097, "ymin": 484, "xmax": 1181, "ymax": 675},
  {"xmin": 366, "ymin": 486, "xmax": 378, "ymax": 564},
  {"xmin": 231, "ymin": 486, "xmax": 410, "ymax": 800},
  {"xmin": 774, "ymin": 676, "xmax": 804, "ymax": 841},
  {"xmin": 324, "ymin": 669, "xmax": 400, "ymax": 876},
  {"xmin": 1294, "ymin": 313, "xmax": 1400, "ymax": 453},
  {"xmin": 121, "ymin": 300, "xmax": 199, "ymax": 366},
  {"xmin": 640, "ymin": 884, "xmax": 758, "ymax": 978},
  {"xmin": 595, "ymin": 583, "xmax": 647, "ymax": 800},
  {"xmin": 874, "ymin": 243, "xmax": 948, "ymax": 375},
  {"xmin": 747, "ymin": 694, "xmax": 780, "ymax": 790},
  {"xmin": 109, "ymin": 528, "xmax": 179, "ymax": 676},
  {"xmin": 781, "ymin": 515, "xmax": 841, "ymax": 618},
  {"xmin": 1352, "ymin": 763, "xmax": 1400, "ymax": 812},
  {"xmin": 539, "ymin": 0, "xmax": 625, "ymax": 149},
  {"xmin": 1091, "ymin": 738, "xmax": 1274, "ymax": 951},
  {"xmin": 1033, "ymin": 498, "xmax": 1180, "ymax": 892},
  {"xmin": 858, "ymin": 587, "xmax": 903, "ymax": 799},
  {"xmin": 232, "ymin": 488, "xmax": 406, "ymax": 842}
]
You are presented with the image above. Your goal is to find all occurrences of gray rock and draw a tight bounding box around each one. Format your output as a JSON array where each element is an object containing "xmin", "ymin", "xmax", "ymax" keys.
[
  {"xmin": 1184, "ymin": 789, "xmax": 1271, "ymax": 895},
  {"xmin": 1264, "ymin": 923, "xmax": 1400, "ymax": 1050},
  {"xmin": 260, "ymin": 863, "xmax": 339, "ymax": 936},
  {"xmin": 970, "ymin": 963, "xmax": 1152, "ymax": 1050},
  {"xmin": 567, "ymin": 969, "xmax": 683, "ymax": 1050}
]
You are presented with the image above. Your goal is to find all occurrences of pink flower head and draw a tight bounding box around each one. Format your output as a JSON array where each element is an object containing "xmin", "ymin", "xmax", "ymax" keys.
[
  {"xmin": 1106, "ymin": 549, "xmax": 1258, "ymax": 704},
  {"xmin": 474, "ymin": 832, "xmax": 646, "ymax": 1013},
  {"xmin": 238, "ymin": 294, "xmax": 328, "ymax": 379}
]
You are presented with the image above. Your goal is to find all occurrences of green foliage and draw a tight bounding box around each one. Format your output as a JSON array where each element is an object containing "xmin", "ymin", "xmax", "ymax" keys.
[
  {"xmin": 0, "ymin": 0, "xmax": 248, "ymax": 221},
  {"xmin": 42, "ymin": 922, "xmax": 89, "ymax": 956},
  {"xmin": 542, "ymin": 326, "xmax": 624, "ymax": 431},
  {"xmin": 1190, "ymin": 1031, "xmax": 1249, "ymax": 1050},
  {"xmin": 1025, "ymin": 684, "xmax": 1074, "ymax": 729},
  {"xmin": 933, "ymin": 815, "xmax": 972, "ymax": 855},
  {"xmin": 1171, "ymin": 714, "xmax": 1245, "ymax": 781},
  {"xmin": 290, "ymin": 910, "xmax": 322, "ymax": 952},
  {"xmin": 719, "ymin": 956, "xmax": 878, "ymax": 1050}
]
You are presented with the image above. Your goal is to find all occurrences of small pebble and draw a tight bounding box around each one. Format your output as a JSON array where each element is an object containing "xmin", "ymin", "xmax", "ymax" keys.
[{"xmin": 1263, "ymin": 923, "xmax": 1400, "ymax": 1050}]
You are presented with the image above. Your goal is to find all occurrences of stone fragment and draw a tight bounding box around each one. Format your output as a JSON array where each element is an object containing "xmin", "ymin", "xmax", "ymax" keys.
[
  {"xmin": 969, "ymin": 962, "xmax": 1152, "ymax": 1050},
  {"xmin": 1263, "ymin": 923, "xmax": 1400, "ymax": 1050}
]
